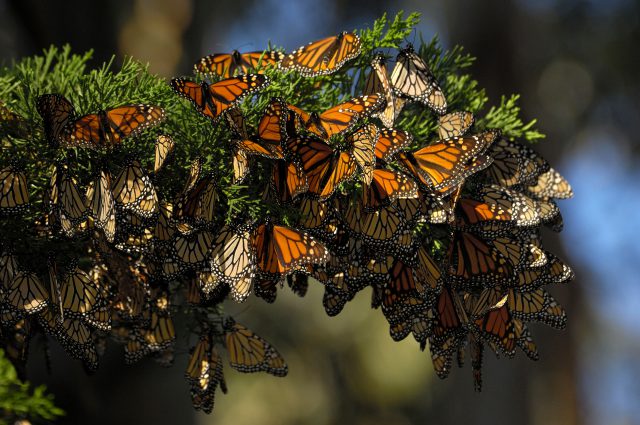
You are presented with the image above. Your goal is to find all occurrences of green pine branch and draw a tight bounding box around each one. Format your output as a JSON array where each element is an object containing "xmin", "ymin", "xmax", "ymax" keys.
[{"xmin": 0, "ymin": 349, "xmax": 64, "ymax": 424}]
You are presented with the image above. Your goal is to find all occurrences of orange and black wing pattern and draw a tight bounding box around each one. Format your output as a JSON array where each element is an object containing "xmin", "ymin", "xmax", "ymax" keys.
[
  {"xmin": 37, "ymin": 94, "xmax": 76, "ymax": 147},
  {"xmin": 280, "ymin": 32, "xmax": 361, "ymax": 77},
  {"xmin": 195, "ymin": 50, "xmax": 284, "ymax": 78},
  {"xmin": 397, "ymin": 131, "xmax": 498, "ymax": 195},
  {"xmin": 286, "ymin": 136, "xmax": 357, "ymax": 200},
  {"xmin": 363, "ymin": 168, "xmax": 418, "ymax": 211},
  {"xmin": 61, "ymin": 104, "xmax": 165, "ymax": 149},
  {"xmin": 170, "ymin": 74, "xmax": 269, "ymax": 123},
  {"xmin": 252, "ymin": 222, "xmax": 329, "ymax": 277},
  {"xmin": 305, "ymin": 94, "xmax": 384, "ymax": 139}
]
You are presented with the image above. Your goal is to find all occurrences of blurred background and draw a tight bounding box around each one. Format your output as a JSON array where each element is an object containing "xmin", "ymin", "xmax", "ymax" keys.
[{"xmin": 2, "ymin": 0, "xmax": 639, "ymax": 424}]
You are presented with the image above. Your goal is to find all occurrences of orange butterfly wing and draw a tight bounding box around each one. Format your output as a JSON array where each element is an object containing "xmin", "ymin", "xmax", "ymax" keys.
[
  {"xmin": 171, "ymin": 75, "xmax": 269, "ymax": 123},
  {"xmin": 363, "ymin": 168, "xmax": 418, "ymax": 211},
  {"xmin": 280, "ymin": 32, "xmax": 361, "ymax": 77},
  {"xmin": 306, "ymin": 94, "xmax": 384, "ymax": 139}
]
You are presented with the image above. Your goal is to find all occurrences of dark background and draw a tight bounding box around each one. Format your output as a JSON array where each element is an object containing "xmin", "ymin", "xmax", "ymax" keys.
[{"xmin": 2, "ymin": 0, "xmax": 639, "ymax": 424}]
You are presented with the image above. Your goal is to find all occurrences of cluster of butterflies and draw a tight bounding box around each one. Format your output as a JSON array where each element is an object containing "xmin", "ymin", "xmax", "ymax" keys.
[{"xmin": 0, "ymin": 30, "xmax": 574, "ymax": 413}]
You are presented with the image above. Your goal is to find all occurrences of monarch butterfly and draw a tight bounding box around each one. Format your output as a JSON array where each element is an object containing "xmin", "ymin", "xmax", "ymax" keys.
[
  {"xmin": 482, "ymin": 138, "xmax": 550, "ymax": 187},
  {"xmin": 391, "ymin": 44, "xmax": 447, "ymax": 114},
  {"xmin": 447, "ymin": 230, "xmax": 514, "ymax": 287},
  {"xmin": 209, "ymin": 223, "xmax": 256, "ymax": 303},
  {"xmin": 38, "ymin": 308, "xmax": 99, "ymax": 370},
  {"xmin": 223, "ymin": 317, "xmax": 288, "ymax": 376},
  {"xmin": 5, "ymin": 270, "xmax": 48, "ymax": 316},
  {"xmin": 454, "ymin": 185, "xmax": 540, "ymax": 230},
  {"xmin": 0, "ymin": 164, "xmax": 29, "ymax": 213},
  {"xmin": 472, "ymin": 302, "xmax": 516, "ymax": 357},
  {"xmin": 54, "ymin": 98, "xmax": 165, "ymax": 149},
  {"xmin": 295, "ymin": 197, "xmax": 338, "ymax": 241},
  {"xmin": 362, "ymin": 168, "xmax": 418, "ymax": 211},
  {"xmin": 438, "ymin": 111, "xmax": 474, "ymax": 139},
  {"xmin": 348, "ymin": 124, "xmax": 379, "ymax": 185},
  {"xmin": 195, "ymin": 50, "xmax": 284, "ymax": 78},
  {"xmin": 170, "ymin": 75, "xmax": 269, "ymax": 123},
  {"xmin": 271, "ymin": 160, "xmax": 309, "ymax": 204},
  {"xmin": 228, "ymin": 107, "xmax": 284, "ymax": 159},
  {"xmin": 397, "ymin": 131, "xmax": 498, "ymax": 195},
  {"xmin": 525, "ymin": 168, "xmax": 573, "ymax": 200},
  {"xmin": 174, "ymin": 174, "xmax": 217, "ymax": 226},
  {"xmin": 364, "ymin": 54, "xmax": 407, "ymax": 128},
  {"xmin": 154, "ymin": 135, "xmax": 175, "ymax": 173},
  {"xmin": 112, "ymin": 160, "xmax": 158, "ymax": 219},
  {"xmin": 252, "ymin": 221, "xmax": 329, "ymax": 278},
  {"xmin": 36, "ymin": 94, "xmax": 76, "ymax": 147},
  {"xmin": 304, "ymin": 94, "xmax": 384, "ymax": 139},
  {"xmin": 285, "ymin": 136, "xmax": 357, "ymax": 200},
  {"xmin": 512, "ymin": 317, "xmax": 539, "ymax": 360},
  {"xmin": 374, "ymin": 128, "xmax": 413, "ymax": 162},
  {"xmin": 257, "ymin": 98, "xmax": 288, "ymax": 144},
  {"xmin": 85, "ymin": 169, "xmax": 116, "ymax": 242},
  {"xmin": 280, "ymin": 31, "xmax": 361, "ymax": 77},
  {"xmin": 340, "ymin": 196, "xmax": 407, "ymax": 246},
  {"xmin": 48, "ymin": 165, "xmax": 88, "ymax": 237},
  {"xmin": 172, "ymin": 229, "xmax": 214, "ymax": 266},
  {"xmin": 185, "ymin": 334, "xmax": 227, "ymax": 414}
]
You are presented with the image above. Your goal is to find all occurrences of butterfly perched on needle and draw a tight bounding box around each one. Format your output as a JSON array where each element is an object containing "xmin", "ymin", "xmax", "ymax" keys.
[
  {"xmin": 280, "ymin": 31, "xmax": 361, "ymax": 77},
  {"xmin": 364, "ymin": 54, "xmax": 407, "ymax": 128},
  {"xmin": 170, "ymin": 74, "xmax": 269, "ymax": 124},
  {"xmin": 37, "ymin": 94, "xmax": 165, "ymax": 149},
  {"xmin": 194, "ymin": 50, "xmax": 284, "ymax": 78},
  {"xmin": 391, "ymin": 44, "xmax": 447, "ymax": 115}
]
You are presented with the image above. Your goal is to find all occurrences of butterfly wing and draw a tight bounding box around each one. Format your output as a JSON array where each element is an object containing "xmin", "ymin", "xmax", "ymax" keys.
[
  {"xmin": 155, "ymin": 135, "xmax": 175, "ymax": 173},
  {"xmin": 280, "ymin": 32, "xmax": 361, "ymax": 77},
  {"xmin": 349, "ymin": 124, "xmax": 378, "ymax": 185},
  {"xmin": 363, "ymin": 168, "xmax": 418, "ymax": 211},
  {"xmin": 307, "ymin": 94, "xmax": 384, "ymax": 138},
  {"xmin": 223, "ymin": 318, "xmax": 288, "ymax": 376},
  {"xmin": 391, "ymin": 44, "xmax": 447, "ymax": 114},
  {"xmin": 171, "ymin": 75, "xmax": 269, "ymax": 123},
  {"xmin": 438, "ymin": 111, "xmax": 474, "ymax": 139},
  {"xmin": 0, "ymin": 165, "xmax": 29, "ymax": 213},
  {"xmin": 37, "ymin": 94, "xmax": 76, "ymax": 147}
]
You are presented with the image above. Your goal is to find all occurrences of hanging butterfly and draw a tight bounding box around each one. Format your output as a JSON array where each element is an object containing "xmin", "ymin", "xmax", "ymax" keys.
[
  {"xmin": 0, "ymin": 164, "xmax": 29, "ymax": 214},
  {"xmin": 112, "ymin": 159, "xmax": 158, "ymax": 219},
  {"xmin": 185, "ymin": 333, "xmax": 227, "ymax": 414},
  {"xmin": 154, "ymin": 135, "xmax": 175, "ymax": 173},
  {"xmin": 482, "ymin": 138, "xmax": 551, "ymax": 187},
  {"xmin": 271, "ymin": 160, "xmax": 309, "ymax": 204},
  {"xmin": 170, "ymin": 74, "xmax": 269, "ymax": 124},
  {"xmin": 525, "ymin": 168, "xmax": 573, "ymax": 200},
  {"xmin": 252, "ymin": 221, "xmax": 329, "ymax": 281},
  {"xmin": 209, "ymin": 223, "xmax": 256, "ymax": 303},
  {"xmin": 438, "ymin": 111, "xmax": 474, "ymax": 139},
  {"xmin": 390, "ymin": 43, "xmax": 447, "ymax": 114},
  {"xmin": 280, "ymin": 31, "xmax": 361, "ymax": 77},
  {"xmin": 85, "ymin": 169, "xmax": 116, "ymax": 243},
  {"xmin": 364, "ymin": 53, "xmax": 407, "ymax": 128},
  {"xmin": 223, "ymin": 317, "xmax": 288, "ymax": 376},
  {"xmin": 48, "ymin": 164, "xmax": 88, "ymax": 237},
  {"xmin": 194, "ymin": 50, "xmax": 284, "ymax": 78}
]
